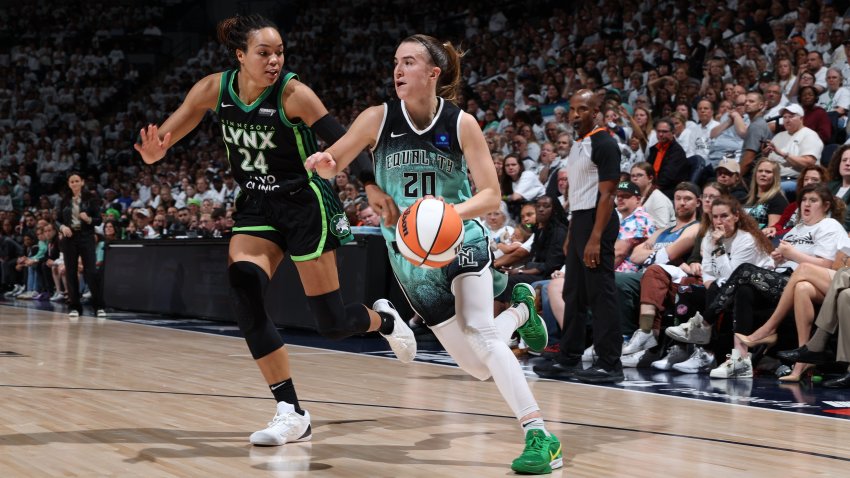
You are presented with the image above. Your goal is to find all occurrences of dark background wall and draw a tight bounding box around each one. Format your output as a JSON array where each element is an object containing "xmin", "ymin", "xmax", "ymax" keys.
[{"xmin": 103, "ymin": 234, "xmax": 413, "ymax": 329}]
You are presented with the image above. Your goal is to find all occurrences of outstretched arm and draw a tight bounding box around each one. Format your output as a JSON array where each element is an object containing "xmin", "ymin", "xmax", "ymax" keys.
[
  {"xmin": 285, "ymin": 78, "xmax": 375, "ymax": 183},
  {"xmin": 133, "ymin": 73, "xmax": 221, "ymax": 164},
  {"xmin": 304, "ymin": 105, "xmax": 384, "ymax": 178}
]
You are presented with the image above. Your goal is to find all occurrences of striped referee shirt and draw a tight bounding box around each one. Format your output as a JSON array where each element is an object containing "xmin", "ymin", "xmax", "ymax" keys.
[{"xmin": 567, "ymin": 128, "xmax": 621, "ymax": 211}]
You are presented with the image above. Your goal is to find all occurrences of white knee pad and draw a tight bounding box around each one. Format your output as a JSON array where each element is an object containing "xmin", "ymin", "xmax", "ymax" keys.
[
  {"xmin": 431, "ymin": 317, "xmax": 491, "ymax": 381},
  {"xmin": 462, "ymin": 320, "xmax": 501, "ymax": 364}
]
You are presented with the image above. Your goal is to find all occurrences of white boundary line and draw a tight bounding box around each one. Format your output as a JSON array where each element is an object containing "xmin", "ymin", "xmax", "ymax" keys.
[{"xmin": 6, "ymin": 304, "xmax": 850, "ymax": 424}]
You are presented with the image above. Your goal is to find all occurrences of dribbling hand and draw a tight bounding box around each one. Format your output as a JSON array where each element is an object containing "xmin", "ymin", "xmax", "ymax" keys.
[
  {"xmin": 134, "ymin": 124, "xmax": 172, "ymax": 164},
  {"xmin": 304, "ymin": 152, "xmax": 337, "ymax": 179},
  {"xmin": 365, "ymin": 184, "xmax": 400, "ymax": 227}
]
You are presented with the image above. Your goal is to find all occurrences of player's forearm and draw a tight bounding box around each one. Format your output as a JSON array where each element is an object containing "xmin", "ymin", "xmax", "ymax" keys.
[{"xmin": 454, "ymin": 187, "xmax": 500, "ymax": 220}]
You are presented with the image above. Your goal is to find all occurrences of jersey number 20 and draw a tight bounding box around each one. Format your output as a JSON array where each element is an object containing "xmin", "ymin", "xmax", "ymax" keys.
[
  {"xmin": 238, "ymin": 148, "xmax": 269, "ymax": 175},
  {"xmin": 403, "ymin": 172, "xmax": 436, "ymax": 198}
]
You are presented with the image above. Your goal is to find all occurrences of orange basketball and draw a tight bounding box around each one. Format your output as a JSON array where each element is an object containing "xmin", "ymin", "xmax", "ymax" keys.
[{"xmin": 395, "ymin": 198, "xmax": 465, "ymax": 269}]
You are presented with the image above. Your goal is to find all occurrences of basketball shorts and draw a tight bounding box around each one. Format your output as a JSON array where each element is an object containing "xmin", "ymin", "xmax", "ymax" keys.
[
  {"xmin": 387, "ymin": 220, "xmax": 507, "ymax": 326},
  {"xmin": 232, "ymin": 175, "xmax": 353, "ymax": 261}
]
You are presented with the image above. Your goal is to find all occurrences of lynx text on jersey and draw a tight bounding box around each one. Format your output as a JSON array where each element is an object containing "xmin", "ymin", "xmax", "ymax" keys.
[{"xmin": 220, "ymin": 120, "xmax": 277, "ymax": 150}]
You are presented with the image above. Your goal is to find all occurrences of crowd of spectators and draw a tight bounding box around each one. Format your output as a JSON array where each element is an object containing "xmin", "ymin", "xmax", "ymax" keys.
[{"xmin": 2, "ymin": 0, "xmax": 850, "ymax": 386}]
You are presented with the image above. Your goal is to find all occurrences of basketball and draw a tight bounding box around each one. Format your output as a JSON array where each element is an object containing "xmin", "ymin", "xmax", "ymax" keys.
[{"xmin": 395, "ymin": 197, "xmax": 464, "ymax": 268}]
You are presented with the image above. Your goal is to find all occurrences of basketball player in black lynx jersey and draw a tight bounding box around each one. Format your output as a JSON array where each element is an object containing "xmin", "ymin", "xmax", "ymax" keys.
[{"xmin": 133, "ymin": 14, "xmax": 415, "ymax": 447}]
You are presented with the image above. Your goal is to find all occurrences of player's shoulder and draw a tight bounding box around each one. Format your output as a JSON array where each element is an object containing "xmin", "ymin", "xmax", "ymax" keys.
[
  {"xmin": 281, "ymin": 74, "xmax": 310, "ymax": 97},
  {"xmin": 361, "ymin": 104, "xmax": 387, "ymax": 121},
  {"xmin": 199, "ymin": 71, "xmax": 226, "ymax": 89},
  {"xmin": 186, "ymin": 72, "xmax": 227, "ymax": 109}
]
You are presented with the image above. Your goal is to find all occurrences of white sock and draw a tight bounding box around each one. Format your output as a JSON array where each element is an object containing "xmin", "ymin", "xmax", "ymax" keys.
[
  {"xmin": 495, "ymin": 303, "xmax": 526, "ymax": 343},
  {"xmin": 521, "ymin": 417, "xmax": 549, "ymax": 436}
]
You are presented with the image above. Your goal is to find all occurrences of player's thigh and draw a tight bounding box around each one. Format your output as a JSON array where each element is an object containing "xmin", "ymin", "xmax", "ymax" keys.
[
  {"xmin": 452, "ymin": 269, "xmax": 496, "ymax": 330},
  {"xmin": 228, "ymin": 234, "xmax": 285, "ymax": 278},
  {"xmin": 293, "ymin": 250, "xmax": 340, "ymax": 296}
]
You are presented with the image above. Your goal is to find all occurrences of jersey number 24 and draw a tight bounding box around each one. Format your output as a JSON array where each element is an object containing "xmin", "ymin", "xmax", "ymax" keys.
[{"xmin": 239, "ymin": 148, "xmax": 269, "ymax": 175}]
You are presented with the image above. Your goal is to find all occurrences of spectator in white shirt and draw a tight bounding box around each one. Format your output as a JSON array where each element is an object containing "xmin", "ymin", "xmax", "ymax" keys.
[
  {"xmin": 501, "ymin": 154, "xmax": 545, "ymax": 221},
  {"xmin": 818, "ymin": 68, "xmax": 850, "ymax": 115},
  {"xmin": 764, "ymin": 82, "xmax": 790, "ymax": 130},
  {"xmin": 137, "ymin": 175, "xmax": 153, "ymax": 204},
  {"xmin": 630, "ymin": 162, "xmax": 675, "ymax": 229},
  {"xmin": 194, "ymin": 177, "xmax": 220, "ymax": 204},
  {"xmin": 671, "ymin": 112, "xmax": 696, "ymax": 158},
  {"xmin": 218, "ymin": 172, "xmax": 240, "ymax": 207},
  {"xmin": 831, "ymin": 38, "xmax": 850, "ymax": 83},
  {"xmin": 764, "ymin": 103, "xmax": 824, "ymax": 198},
  {"xmin": 806, "ymin": 51, "xmax": 828, "ymax": 94},
  {"xmin": 818, "ymin": 68, "xmax": 850, "ymax": 142},
  {"xmin": 810, "ymin": 27, "xmax": 833, "ymax": 62},
  {"xmin": 691, "ymin": 100, "xmax": 719, "ymax": 162}
]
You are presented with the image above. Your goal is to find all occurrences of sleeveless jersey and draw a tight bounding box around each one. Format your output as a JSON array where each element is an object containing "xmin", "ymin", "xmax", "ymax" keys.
[
  {"xmin": 373, "ymin": 98, "xmax": 476, "ymax": 243},
  {"xmin": 216, "ymin": 69, "xmax": 319, "ymax": 196},
  {"xmin": 652, "ymin": 219, "xmax": 698, "ymax": 266}
]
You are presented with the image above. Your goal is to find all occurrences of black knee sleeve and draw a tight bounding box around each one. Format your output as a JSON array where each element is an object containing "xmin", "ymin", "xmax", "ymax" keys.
[
  {"xmin": 229, "ymin": 261, "xmax": 283, "ymax": 359},
  {"xmin": 307, "ymin": 291, "xmax": 371, "ymax": 340}
]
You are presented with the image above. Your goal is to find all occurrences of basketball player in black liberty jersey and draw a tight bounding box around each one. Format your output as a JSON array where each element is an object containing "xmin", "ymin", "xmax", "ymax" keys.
[
  {"xmin": 134, "ymin": 14, "xmax": 415, "ymax": 447},
  {"xmin": 306, "ymin": 33, "xmax": 563, "ymax": 474}
]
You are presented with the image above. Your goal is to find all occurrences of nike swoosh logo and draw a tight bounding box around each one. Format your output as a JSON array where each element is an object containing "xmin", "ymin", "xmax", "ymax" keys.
[
  {"xmin": 270, "ymin": 382, "xmax": 286, "ymax": 390},
  {"xmin": 550, "ymin": 445, "xmax": 562, "ymax": 461},
  {"xmin": 390, "ymin": 132, "xmax": 406, "ymax": 138},
  {"xmin": 221, "ymin": 103, "xmax": 234, "ymax": 108}
]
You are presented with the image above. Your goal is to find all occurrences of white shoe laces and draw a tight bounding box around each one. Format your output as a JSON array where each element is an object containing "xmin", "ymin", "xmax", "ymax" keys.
[{"xmin": 267, "ymin": 411, "xmax": 300, "ymax": 431}]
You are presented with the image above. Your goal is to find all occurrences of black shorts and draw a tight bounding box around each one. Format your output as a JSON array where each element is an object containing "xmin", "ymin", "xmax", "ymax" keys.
[{"xmin": 232, "ymin": 175, "xmax": 353, "ymax": 261}]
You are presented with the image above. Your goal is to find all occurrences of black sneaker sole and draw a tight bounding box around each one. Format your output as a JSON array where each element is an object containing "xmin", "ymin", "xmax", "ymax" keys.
[{"xmin": 576, "ymin": 371, "xmax": 625, "ymax": 383}]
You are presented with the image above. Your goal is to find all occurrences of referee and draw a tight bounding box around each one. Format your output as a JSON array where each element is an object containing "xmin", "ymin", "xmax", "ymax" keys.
[{"xmin": 536, "ymin": 89, "xmax": 623, "ymax": 383}]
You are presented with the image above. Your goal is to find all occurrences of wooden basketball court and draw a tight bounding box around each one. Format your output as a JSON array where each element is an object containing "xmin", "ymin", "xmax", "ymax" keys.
[{"xmin": 1, "ymin": 305, "xmax": 848, "ymax": 477}]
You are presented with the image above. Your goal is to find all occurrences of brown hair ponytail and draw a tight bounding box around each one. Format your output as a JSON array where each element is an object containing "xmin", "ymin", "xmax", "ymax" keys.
[
  {"xmin": 402, "ymin": 34, "xmax": 464, "ymax": 104},
  {"xmin": 216, "ymin": 14, "xmax": 279, "ymax": 54}
]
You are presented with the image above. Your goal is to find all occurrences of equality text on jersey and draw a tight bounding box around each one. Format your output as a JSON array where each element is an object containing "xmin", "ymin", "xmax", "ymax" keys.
[{"xmin": 384, "ymin": 149, "xmax": 454, "ymax": 173}]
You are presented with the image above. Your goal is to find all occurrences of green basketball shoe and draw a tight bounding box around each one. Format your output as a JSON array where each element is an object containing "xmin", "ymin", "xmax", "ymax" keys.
[
  {"xmin": 512, "ymin": 283, "xmax": 548, "ymax": 353},
  {"xmin": 511, "ymin": 429, "xmax": 563, "ymax": 474}
]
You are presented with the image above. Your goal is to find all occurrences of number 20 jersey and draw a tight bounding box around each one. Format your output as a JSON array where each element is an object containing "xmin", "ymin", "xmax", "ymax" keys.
[
  {"xmin": 216, "ymin": 69, "xmax": 319, "ymax": 196},
  {"xmin": 373, "ymin": 98, "xmax": 472, "ymax": 242}
]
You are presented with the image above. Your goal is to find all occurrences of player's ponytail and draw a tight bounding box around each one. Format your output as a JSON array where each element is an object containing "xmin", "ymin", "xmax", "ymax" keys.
[
  {"xmin": 403, "ymin": 34, "xmax": 464, "ymax": 104},
  {"xmin": 438, "ymin": 41, "xmax": 463, "ymax": 104},
  {"xmin": 216, "ymin": 14, "xmax": 279, "ymax": 54}
]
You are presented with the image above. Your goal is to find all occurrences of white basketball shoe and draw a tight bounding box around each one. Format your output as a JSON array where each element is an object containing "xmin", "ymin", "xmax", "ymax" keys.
[
  {"xmin": 665, "ymin": 312, "xmax": 712, "ymax": 344},
  {"xmin": 374, "ymin": 299, "xmax": 417, "ymax": 363},
  {"xmin": 250, "ymin": 401, "xmax": 312, "ymax": 446}
]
